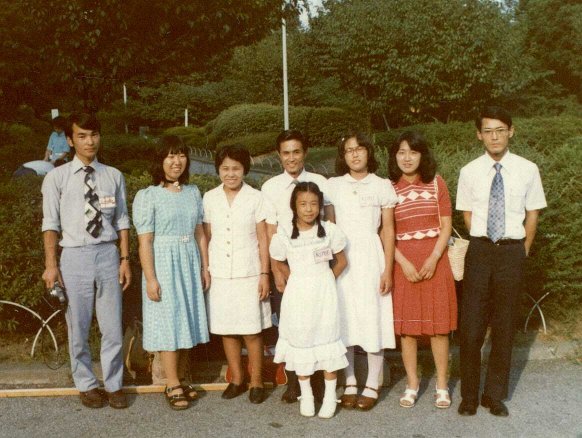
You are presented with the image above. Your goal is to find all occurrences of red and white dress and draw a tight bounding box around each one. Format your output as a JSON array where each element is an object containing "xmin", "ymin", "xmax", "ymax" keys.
[{"xmin": 392, "ymin": 175, "xmax": 457, "ymax": 336}]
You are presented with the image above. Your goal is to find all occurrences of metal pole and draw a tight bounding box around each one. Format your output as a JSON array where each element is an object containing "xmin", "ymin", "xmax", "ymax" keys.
[{"xmin": 282, "ymin": 15, "xmax": 289, "ymax": 130}]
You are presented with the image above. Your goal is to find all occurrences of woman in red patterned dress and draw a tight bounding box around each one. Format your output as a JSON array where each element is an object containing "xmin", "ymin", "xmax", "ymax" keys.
[{"xmin": 388, "ymin": 131, "xmax": 457, "ymax": 409}]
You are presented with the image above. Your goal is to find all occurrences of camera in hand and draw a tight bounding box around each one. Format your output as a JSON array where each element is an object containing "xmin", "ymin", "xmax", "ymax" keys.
[{"xmin": 48, "ymin": 281, "xmax": 68, "ymax": 307}]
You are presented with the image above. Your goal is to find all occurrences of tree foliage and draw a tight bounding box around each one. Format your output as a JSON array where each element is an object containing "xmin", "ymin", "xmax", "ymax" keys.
[
  {"xmin": 10, "ymin": 0, "xmax": 291, "ymax": 112},
  {"xmin": 305, "ymin": 0, "xmax": 541, "ymax": 125},
  {"xmin": 521, "ymin": 0, "xmax": 582, "ymax": 100}
]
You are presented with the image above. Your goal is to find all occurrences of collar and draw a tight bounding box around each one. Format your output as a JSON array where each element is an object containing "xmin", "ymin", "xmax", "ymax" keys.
[
  {"xmin": 282, "ymin": 168, "xmax": 307, "ymax": 187},
  {"xmin": 397, "ymin": 174, "xmax": 422, "ymax": 186},
  {"xmin": 484, "ymin": 150, "xmax": 514, "ymax": 174},
  {"xmin": 342, "ymin": 172, "xmax": 373, "ymax": 184},
  {"xmin": 71, "ymin": 155, "xmax": 101, "ymax": 174}
]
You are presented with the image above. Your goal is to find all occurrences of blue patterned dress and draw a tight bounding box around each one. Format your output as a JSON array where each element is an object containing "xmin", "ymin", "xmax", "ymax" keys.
[{"xmin": 133, "ymin": 185, "xmax": 209, "ymax": 351}]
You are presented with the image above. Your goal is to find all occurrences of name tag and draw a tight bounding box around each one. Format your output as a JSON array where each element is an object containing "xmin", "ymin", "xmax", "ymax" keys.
[
  {"xmin": 359, "ymin": 193, "xmax": 376, "ymax": 207},
  {"xmin": 313, "ymin": 247, "xmax": 333, "ymax": 263},
  {"xmin": 99, "ymin": 196, "xmax": 116, "ymax": 209}
]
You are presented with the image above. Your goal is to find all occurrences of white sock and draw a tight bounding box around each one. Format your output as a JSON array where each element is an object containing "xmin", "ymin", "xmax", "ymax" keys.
[
  {"xmin": 362, "ymin": 350, "xmax": 384, "ymax": 399},
  {"xmin": 324, "ymin": 378, "xmax": 337, "ymax": 400},
  {"xmin": 299, "ymin": 377, "xmax": 313, "ymax": 399},
  {"xmin": 344, "ymin": 347, "xmax": 358, "ymax": 395}
]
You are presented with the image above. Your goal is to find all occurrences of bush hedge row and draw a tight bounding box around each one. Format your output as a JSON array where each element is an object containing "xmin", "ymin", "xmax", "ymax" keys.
[
  {"xmin": 2, "ymin": 116, "xmax": 580, "ymax": 333},
  {"xmin": 206, "ymin": 104, "xmax": 370, "ymax": 151}
]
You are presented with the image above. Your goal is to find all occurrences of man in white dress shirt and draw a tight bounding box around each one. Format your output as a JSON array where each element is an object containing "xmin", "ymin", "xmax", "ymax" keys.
[
  {"xmin": 456, "ymin": 106, "xmax": 547, "ymax": 417},
  {"xmin": 261, "ymin": 129, "xmax": 334, "ymax": 402}
]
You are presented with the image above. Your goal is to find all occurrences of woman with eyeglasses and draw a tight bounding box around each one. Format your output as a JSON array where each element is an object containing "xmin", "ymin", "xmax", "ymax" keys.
[
  {"xmin": 328, "ymin": 132, "xmax": 398, "ymax": 411},
  {"xmin": 388, "ymin": 130, "xmax": 457, "ymax": 409}
]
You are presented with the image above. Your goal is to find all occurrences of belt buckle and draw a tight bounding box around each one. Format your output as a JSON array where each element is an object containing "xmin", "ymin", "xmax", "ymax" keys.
[{"xmin": 180, "ymin": 235, "xmax": 190, "ymax": 243}]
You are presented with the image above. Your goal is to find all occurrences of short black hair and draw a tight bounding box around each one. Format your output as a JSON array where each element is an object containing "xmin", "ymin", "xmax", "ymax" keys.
[
  {"xmin": 151, "ymin": 135, "xmax": 190, "ymax": 185},
  {"xmin": 65, "ymin": 113, "xmax": 100, "ymax": 139},
  {"xmin": 214, "ymin": 144, "xmax": 251, "ymax": 175},
  {"xmin": 388, "ymin": 130, "xmax": 437, "ymax": 184},
  {"xmin": 51, "ymin": 116, "xmax": 67, "ymax": 131},
  {"xmin": 290, "ymin": 181, "xmax": 325, "ymax": 239},
  {"xmin": 335, "ymin": 131, "xmax": 378, "ymax": 175},
  {"xmin": 475, "ymin": 106, "xmax": 512, "ymax": 131},
  {"xmin": 276, "ymin": 129, "xmax": 309, "ymax": 152}
]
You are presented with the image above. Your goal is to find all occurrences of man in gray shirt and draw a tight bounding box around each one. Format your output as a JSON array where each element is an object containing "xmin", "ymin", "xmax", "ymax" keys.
[{"xmin": 42, "ymin": 113, "xmax": 131, "ymax": 409}]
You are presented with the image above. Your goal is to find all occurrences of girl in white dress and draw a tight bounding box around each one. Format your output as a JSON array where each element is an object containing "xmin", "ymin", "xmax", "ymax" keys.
[
  {"xmin": 203, "ymin": 145, "xmax": 272, "ymax": 404},
  {"xmin": 328, "ymin": 132, "xmax": 398, "ymax": 411},
  {"xmin": 270, "ymin": 182, "xmax": 348, "ymax": 419}
]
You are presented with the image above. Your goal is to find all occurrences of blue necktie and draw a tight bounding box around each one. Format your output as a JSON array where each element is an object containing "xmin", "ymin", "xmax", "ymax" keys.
[{"xmin": 487, "ymin": 163, "xmax": 505, "ymax": 242}]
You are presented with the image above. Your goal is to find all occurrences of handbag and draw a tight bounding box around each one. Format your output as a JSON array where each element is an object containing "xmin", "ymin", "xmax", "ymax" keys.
[
  {"xmin": 434, "ymin": 177, "xmax": 469, "ymax": 281},
  {"xmin": 448, "ymin": 227, "xmax": 469, "ymax": 281},
  {"xmin": 122, "ymin": 318, "xmax": 154, "ymax": 383}
]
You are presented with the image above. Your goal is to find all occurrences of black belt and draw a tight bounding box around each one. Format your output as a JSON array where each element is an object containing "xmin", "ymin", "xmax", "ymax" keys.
[{"xmin": 474, "ymin": 236, "xmax": 524, "ymax": 245}]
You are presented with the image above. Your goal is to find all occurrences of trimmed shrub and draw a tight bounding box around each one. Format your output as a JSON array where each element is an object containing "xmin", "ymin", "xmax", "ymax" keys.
[
  {"xmin": 99, "ymin": 134, "xmax": 158, "ymax": 169},
  {"xmin": 163, "ymin": 126, "xmax": 208, "ymax": 150},
  {"xmin": 217, "ymin": 132, "xmax": 279, "ymax": 156},
  {"xmin": 207, "ymin": 104, "xmax": 370, "ymax": 151}
]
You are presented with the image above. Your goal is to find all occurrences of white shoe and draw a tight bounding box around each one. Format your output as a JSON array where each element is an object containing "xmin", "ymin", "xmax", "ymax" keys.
[
  {"xmin": 318, "ymin": 397, "xmax": 338, "ymax": 419},
  {"xmin": 299, "ymin": 395, "xmax": 315, "ymax": 417}
]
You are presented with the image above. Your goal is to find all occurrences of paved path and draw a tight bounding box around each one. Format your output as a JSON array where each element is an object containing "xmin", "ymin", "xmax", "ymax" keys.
[{"xmin": 1, "ymin": 359, "xmax": 580, "ymax": 438}]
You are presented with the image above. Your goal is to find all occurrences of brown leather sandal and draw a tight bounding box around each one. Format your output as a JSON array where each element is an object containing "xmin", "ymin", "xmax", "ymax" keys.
[
  {"xmin": 165, "ymin": 385, "xmax": 189, "ymax": 410},
  {"xmin": 356, "ymin": 386, "xmax": 379, "ymax": 411},
  {"xmin": 180, "ymin": 383, "xmax": 199, "ymax": 401},
  {"xmin": 340, "ymin": 384, "xmax": 359, "ymax": 408}
]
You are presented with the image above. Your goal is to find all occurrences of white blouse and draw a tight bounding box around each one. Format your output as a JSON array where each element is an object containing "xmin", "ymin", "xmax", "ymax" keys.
[
  {"xmin": 203, "ymin": 183, "xmax": 268, "ymax": 279},
  {"xmin": 327, "ymin": 173, "xmax": 398, "ymax": 238}
]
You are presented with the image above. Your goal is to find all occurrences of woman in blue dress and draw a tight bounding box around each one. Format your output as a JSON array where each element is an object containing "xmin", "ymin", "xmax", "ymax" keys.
[{"xmin": 133, "ymin": 136, "xmax": 210, "ymax": 410}]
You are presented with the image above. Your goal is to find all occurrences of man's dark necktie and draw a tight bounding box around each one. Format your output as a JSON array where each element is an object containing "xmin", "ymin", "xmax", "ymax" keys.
[{"xmin": 84, "ymin": 166, "xmax": 102, "ymax": 238}]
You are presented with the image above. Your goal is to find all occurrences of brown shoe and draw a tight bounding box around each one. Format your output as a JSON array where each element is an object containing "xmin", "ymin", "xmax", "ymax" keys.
[
  {"xmin": 79, "ymin": 388, "xmax": 106, "ymax": 409},
  {"xmin": 340, "ymin": 385, "xmax": 358, "ymax": 409},
  {"xmin": 356, "ymin": 386, "xmax": 379, "ymax": 411},
  {"xmin": 107, "ymin": 390, "xmax": 128, "ymax": 409}
]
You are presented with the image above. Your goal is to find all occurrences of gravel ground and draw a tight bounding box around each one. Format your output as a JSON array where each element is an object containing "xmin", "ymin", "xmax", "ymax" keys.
[{"xmin": 1, "ymin": 359, "xmax": 580, "ymax": 438}]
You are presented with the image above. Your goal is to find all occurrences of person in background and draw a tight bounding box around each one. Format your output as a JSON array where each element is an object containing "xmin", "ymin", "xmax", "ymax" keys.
[
  {"xmin": 44, "ymin": 116, "xmax": 70, "ymax": 163},
  {"xmin": 133, "ymin": 135, "xmax": 209, "ymax": 411},
  {"xmin": 203, "ymin": 145, "xmax": 272, "ymax": 404},
  {"xmin": 41, "ymin": 112, "xmax": 131, "ymax": 409},
  {"xmin": 388, "ymin": 131, "xmax": 457, "ymax": 409},
  {"xmin": 456, "ymin": 106, "xmax": 546, "ymax": 417}
]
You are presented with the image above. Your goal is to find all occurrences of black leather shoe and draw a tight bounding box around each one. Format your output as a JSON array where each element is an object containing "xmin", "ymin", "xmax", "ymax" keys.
[
  {"xmin": 481, "ymin": 395, "xmax": 509, "ymax": 417},
  {"xmin": 281, "ymin": 370, "xmax": 300, "ymax": 403},
  {"xmin": 222, "ymin": 382, "xmax": 248, "ymax": 400},
  {"xmin": 458, "ymin": 399, "xmax": 478, "ymax": 416},
  {"xmin": 249, "ymin": 387, "xmax": 266, "ymax": 404},
  {"xmin": 79, "ymin": 388, "xmax": 106, "ymax": 409}
]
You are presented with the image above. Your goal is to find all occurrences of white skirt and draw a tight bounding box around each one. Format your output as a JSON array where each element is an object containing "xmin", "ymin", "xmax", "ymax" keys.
[{"xmin": 206, "ymin": 276, "xmax": 272, "ymax": 335}]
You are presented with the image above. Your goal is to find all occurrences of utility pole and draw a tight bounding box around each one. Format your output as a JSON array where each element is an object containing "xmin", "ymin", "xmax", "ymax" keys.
[{"xmin": 282, "ymin": 2, "xmax": 289, "ymax": 130}]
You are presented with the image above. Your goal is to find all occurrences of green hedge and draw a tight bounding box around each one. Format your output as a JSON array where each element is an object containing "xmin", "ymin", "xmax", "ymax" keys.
[
  {"xmin": 207, "ymin": 104, "xmax": 370, "ymax": 151},
  {"xmin": 373, "ymin": 115, "xmax": 582, "ymax": 153},
  {"xmin": 217, "ymin": 131, "xmax": 280, "ymax": 156},
  {"xmin": 162, "ymin": 126, "xmax": 208, "ymax": 150}
]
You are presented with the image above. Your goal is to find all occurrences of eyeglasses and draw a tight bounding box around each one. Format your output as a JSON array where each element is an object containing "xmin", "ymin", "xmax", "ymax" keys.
[
  {"xmin": 344, "ymin": 145, "xmax": 367, "ymax": 156},
  {"xmin": 481, "ymin": 128, "xmax": 510, "ymax": 137}
]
